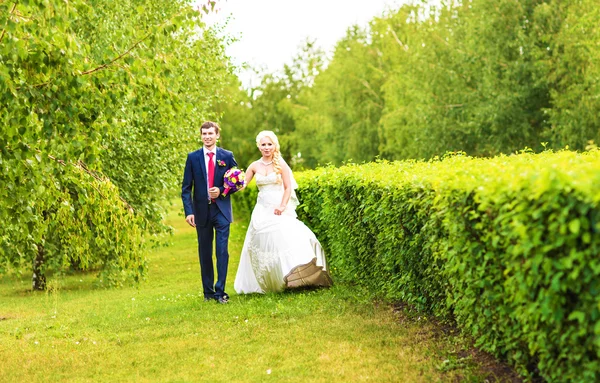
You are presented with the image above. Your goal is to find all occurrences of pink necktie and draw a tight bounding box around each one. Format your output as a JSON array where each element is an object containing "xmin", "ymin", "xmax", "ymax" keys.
[{"xmin": 207, "ymin": 152, "xmax": 215, "ymax": 202}]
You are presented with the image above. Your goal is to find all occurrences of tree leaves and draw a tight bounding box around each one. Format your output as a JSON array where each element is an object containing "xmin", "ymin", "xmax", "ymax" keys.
[
  {"xmin": 1, "ymin": 0, "xmax": 230, "ymax": 286},
  {"xmin": 222, "ymin": 0, "xmax": 600, "ymax": 166},
  {"xmin": 236, "ymin": 149, "xmax": 600, "ymax": 382}
]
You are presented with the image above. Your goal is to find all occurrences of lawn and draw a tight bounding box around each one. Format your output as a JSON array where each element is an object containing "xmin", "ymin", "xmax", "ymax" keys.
[{"xmin": 0, "ymin": 204, "xmax": 512, "ymax": 382}]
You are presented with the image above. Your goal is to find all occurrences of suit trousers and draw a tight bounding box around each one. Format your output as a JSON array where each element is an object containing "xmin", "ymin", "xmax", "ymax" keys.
[{"xmin": 196, "ymin": 203, "xmax": 230, "ymax": 299}]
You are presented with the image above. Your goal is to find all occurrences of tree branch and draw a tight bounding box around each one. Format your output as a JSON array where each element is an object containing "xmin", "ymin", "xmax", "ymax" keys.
[
  {"xmin": 0, "ymin": 2, "xmax": 18, "ymax": 45},
  {"xmin": 80, "ymin": 33, "xmax": 149, "ymax": 75},
  {"xmin": 387, "ymin": 25, "xmax": 409, "ymax": 51},
  {"xmin": 10, "ymin": 143, "xmax": 136, "ymax": 212},
  {"xmin": 80, "ymin": 13, "xmax": 177, "ymax": 76}
]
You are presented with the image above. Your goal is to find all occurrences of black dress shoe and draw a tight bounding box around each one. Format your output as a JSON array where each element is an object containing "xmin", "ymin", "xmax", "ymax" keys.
[
  {"xmin": 204, "ymin": 296, "xmax": 215, "ymax": 302},
  {"xmin": 216, "ymin": 296, "xmax": 229, "ymax": 304}
]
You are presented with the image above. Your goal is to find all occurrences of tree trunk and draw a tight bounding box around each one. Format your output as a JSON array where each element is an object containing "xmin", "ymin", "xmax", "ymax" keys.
[{"xmin": 32, "ymin": 244, "xmax": 46, "ymax": 291}]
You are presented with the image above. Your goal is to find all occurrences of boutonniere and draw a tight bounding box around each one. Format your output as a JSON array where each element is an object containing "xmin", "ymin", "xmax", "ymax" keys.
[{"xmin": 217, "ymin": 160, "xmax": 226, "ymax": 167}]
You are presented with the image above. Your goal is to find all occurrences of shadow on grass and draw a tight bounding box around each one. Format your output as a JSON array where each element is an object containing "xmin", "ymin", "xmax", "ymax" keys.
[
  {"xmin": 0, "ymin": 269, "xmax": 124, "ymax": 297},
  {"xmin": 390, "ymin": 302, "xmax": 526, "ymax": 383}
]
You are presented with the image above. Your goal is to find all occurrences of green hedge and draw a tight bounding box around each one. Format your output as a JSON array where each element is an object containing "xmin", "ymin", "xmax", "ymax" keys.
[{"xmin": 233, "ymin": 150, "xmax": 600, "ymax": 382}]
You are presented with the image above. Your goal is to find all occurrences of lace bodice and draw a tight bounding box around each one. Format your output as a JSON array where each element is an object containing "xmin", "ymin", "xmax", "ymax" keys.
[{"xmin": 255, "ymin": 172, "xmax": 280, "ymax": 190}]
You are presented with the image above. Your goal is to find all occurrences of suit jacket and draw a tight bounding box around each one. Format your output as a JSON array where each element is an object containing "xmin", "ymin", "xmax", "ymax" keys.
[{"xmin": 181, "ymin": 147, "xmax": 238, "ymax": 227}]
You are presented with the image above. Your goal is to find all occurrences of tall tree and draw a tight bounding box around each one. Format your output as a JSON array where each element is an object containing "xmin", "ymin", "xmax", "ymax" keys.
[
  {"xmin": 219, "ymin": 39, "xmax": 325, "ymax": 169},
  {"xmin": 253, "ymin": 0, "xmax": 600, "ymax": 165},
  {"xmin": 377, "ymin": 0, "xmax": 553, "ymax": 159},
  {"xmin": 0, "ymin": 0, "xmax": 230, "ymax": 288},
  {"xmin": 541, "ymin": 0, "xmax": 600, "ymax": 149},
  {"xmin": 216, "ymin": 74, "xmax": 256, "ymax": 169}
]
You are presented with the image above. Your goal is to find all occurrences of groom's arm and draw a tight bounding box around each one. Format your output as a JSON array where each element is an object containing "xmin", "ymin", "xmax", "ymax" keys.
[{"xmin": 181, "ymin": 153, "xmax": 194, "ymax": 216}]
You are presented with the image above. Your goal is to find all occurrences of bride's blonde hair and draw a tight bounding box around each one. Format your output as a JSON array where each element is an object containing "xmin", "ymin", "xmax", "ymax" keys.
[{"xmin": 256, "ymin": 130, "xmax": 282, "ymax": 182}]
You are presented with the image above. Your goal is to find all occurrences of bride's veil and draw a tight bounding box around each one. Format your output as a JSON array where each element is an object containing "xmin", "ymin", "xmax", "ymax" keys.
[{"xmin": 280, "ymin": 157, "xmax": 300, "ymax": 211}]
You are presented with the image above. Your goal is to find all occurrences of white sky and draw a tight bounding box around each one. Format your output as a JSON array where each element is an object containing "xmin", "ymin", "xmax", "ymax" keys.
[{"xmin": 203, "ymin": 0, "xmax": 407, "ymax": 88}]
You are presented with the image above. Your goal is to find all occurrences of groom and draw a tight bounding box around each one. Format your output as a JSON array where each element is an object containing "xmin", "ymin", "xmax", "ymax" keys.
[{"xmin": 181, "ymin": 121, "xmax": 238, "ymax": 304}]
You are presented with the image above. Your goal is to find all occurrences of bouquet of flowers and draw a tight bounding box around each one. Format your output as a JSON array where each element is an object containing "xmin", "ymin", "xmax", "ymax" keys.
[{"xmin": 223, "ymin": 167, "xmax": 245, "ymax": 196}]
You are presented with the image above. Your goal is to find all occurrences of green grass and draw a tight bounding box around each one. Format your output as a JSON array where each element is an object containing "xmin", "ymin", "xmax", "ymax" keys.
[{"xmin": 0, "ymin": 206, "xmax": 503, "ymax": 382}]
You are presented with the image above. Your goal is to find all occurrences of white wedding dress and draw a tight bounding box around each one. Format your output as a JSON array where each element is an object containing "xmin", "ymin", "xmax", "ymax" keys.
[{"xmin": 234, "ymin": 172, "xmax": 333, "ymax": 294}]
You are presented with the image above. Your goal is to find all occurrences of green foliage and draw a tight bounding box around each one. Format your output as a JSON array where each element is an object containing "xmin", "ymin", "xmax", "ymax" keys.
[
  {"xmin": 0, "ymin": 156, "xmax": 145, "ymax": 287},
  {"xmin": 0, "ymin": 0, "xmax": 230, "ymax": 286},
  {"xmin": 255, "ymin": 149, "xmax": 600, "ymax": 382},
  {"xmin": 218, "ymin": 39, "xmax": 326, "ymax": 169},
  {"xmin": 0, "ymin": 206, "xmax": 484, "ymax": 383},
  {"xmin": 71, "ymin": 0, "xmax": 231, "ymax": 231},
  {"xmin": 375, "ymin": 0, "xmax": 549, "ymax": 159},
  {"xmin": 217, "ymin": 74, "xmax": 258, "ymax": 169},
  {"xmin": 222, "ymin": 0, "xmax": 600, "ymax": 166},
  {"xmin": 293, "ymin": 28, "xmax": 384, "ymax": 167},
  {"xmin": 542, "ymin": 0, "xmax": 600, "ymax": 148}
]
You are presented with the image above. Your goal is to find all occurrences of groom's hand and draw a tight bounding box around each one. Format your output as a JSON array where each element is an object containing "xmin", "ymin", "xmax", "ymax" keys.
[
  {"xmin": 185, "ymin": 214, "xmax": 196, "ymax": 227},
  {"xmin": 208, "ymin": 187, "xmax": 220, "ymax": 199}
]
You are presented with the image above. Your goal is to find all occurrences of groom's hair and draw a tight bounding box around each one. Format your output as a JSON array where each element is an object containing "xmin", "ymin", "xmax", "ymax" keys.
[{"xmin": 201, "ymin": 121, "xmax": 220, "ymax": 134}]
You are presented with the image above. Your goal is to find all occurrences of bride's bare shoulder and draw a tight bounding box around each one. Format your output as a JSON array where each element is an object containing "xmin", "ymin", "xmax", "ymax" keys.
[
  {"xmin": 246, "ymin": 161, "xmax": 260, "ymax": 174},
  {"xmin": 248, "ymin": 160, "xmax": 260, "ymax": 169}
]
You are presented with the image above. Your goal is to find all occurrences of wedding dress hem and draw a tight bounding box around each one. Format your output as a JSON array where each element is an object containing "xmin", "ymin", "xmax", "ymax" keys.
[
  {"xmin": 284, "ymin": 257, "xmax": 333, "ymax": 289},
  {"xmin": 233, "ymin": 171, "xmax": 333, "ymax": 294}
]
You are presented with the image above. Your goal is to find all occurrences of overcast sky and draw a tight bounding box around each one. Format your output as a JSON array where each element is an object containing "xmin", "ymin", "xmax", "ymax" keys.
[{"xmin": 203, "ymin": 0, "xmax": 406, "ymax": 88}]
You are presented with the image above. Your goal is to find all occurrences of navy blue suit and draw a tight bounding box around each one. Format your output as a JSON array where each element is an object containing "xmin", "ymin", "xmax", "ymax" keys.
[{"xmin": 181, "ymin": 147, "xmax": 237, "ymax": 299}]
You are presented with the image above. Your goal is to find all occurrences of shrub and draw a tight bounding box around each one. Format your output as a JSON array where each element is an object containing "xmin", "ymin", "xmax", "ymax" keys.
[{"xmin": 250, "ymin": 150, "xmax": 600, "ymax": 382}]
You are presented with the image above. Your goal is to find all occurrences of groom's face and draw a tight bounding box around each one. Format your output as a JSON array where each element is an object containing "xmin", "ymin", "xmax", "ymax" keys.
[{"xmin": 201, "ymin": 127, "xmax": 219, "ymax": 149}]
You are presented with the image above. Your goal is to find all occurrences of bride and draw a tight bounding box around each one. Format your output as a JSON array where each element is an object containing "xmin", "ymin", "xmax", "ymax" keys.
[{"xmin": 234, "ymin": 130, "xmax": 333, "ymax": 294}]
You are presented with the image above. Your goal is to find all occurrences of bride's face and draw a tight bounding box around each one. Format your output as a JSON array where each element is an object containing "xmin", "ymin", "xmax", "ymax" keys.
[{"xmin": 258, "ymin": 137, "xmax": 275, "ymax": 158}]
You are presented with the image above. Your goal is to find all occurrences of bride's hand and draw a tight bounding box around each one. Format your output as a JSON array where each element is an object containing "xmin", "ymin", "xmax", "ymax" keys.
[{"xmin": 274, "ymin": 205, "xmax": 286, "ymax": 215}]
